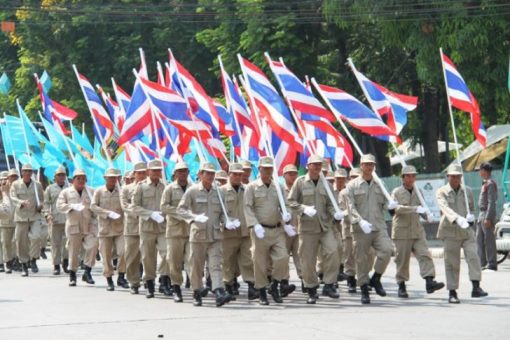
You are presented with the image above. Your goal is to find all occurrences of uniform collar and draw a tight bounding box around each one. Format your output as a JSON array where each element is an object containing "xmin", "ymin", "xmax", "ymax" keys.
[
  {"xmin": 255, "ymin": 177, "xmax": 273, "ymax": 187},
  {"xmin": 224, "ymin": 181, "xmax": 244, "ymax": 191}
]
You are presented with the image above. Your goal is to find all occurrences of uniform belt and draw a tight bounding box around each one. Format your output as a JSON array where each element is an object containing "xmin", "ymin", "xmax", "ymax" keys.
[{"xmin": 261, "ymin": 223, "xmax": 281, "ymax": 229}]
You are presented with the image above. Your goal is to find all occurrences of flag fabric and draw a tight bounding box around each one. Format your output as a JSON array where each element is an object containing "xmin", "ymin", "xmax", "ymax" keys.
[
  {"xmin": 71, "ymin": 124, "xmax": 94, "ymax": 155},
  {"xmin": 441, "ymin": 51, "xmax": 487, "ymax": 147},
  {"xmin": 97, "ymin": 85, "xmax": 124, "ymax": 133}
]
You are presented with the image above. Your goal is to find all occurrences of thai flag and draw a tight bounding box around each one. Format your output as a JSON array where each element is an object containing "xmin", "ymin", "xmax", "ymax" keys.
[
  {"xmin": 34, "ymin": 77, "xmax": 74, "ymax": 135},
  {"xmin": 313, "ymin": 82, "xmax": 398, "ymax": 139},
  {"xmin": 117, "ymin": 78, "xmax": 152, "ymax": 146},
  {"xmin": 112, "ymin": 80, "xmax": 131, "ymax": 116},
  {"xmin": 238, "ymin": 55, "xmax": 302, "ymax": 153},
  {"xmin": 441, "ymin": 51, "xmax": 487, "ymax": 147},
  {"xmin": 219, "ymin": 63, "xmax": 253, "ymax": 131},
  {"xmin": 74, "ymin": 69, "xmax": 115, "ymax": 142},
  {"xmin": 97, "ymin": 85, "xmax": 124, "ymax": 133}
]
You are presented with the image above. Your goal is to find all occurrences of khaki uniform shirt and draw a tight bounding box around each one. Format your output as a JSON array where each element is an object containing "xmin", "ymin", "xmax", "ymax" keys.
[
  {"xmin": 43, "ymin": 183, "xmax": 68, "ymax": 225},
  {"xmin": 90, "ymin": 185, "xmax": 124, "ymax": 237},
  {"xmin": 56, "ymin": 186, "xmax": 96, "ymax": 235},
  {"xmin": 221, "ymin": 182, "xmax": 249, "ymax": 238},
  {"xmin": 391, "ymin": 186, "xmax": 426, "ymax": 240},
  {"xmin": 161, "ymin": 180, "xmax": 191, "ymax": 238},
  {"xmin": 436, "ymin": 184, "xmax": 474, "ymax": 240},
  {"xmin": 119, "ymin": 182, "xmax": 139, "ymax": 236},
  {"xmin": 346, "ymin": 176, "xmax": 388, "ymax": 233},
  {"xmin": 244, "ymin": 178, "xmax": 287, "ymax": 228},
  {"xmin": 339, "ymin": 188, "xmax": 352, "ymax": 238},
  {"xmin": 0, "ymin": 191, "xmax": 15, "ymax": 228},
  {"xmin": 10, "ymin": 179, "xmax": 44, "ymax": 222},
  {"xmin": 132, "ymin": 178, "xmax": 166, "ymax": 234}
]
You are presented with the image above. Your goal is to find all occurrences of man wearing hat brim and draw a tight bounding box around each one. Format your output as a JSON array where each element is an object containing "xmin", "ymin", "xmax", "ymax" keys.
[
  {"xmin": 160, "ymin": 161, "xmax": 192, "ymax": 302},
  {"xmin": 288, "ymin": 155, "xmax": 342, "ymax": 304},
  {"xmin": 215, "ymin": 170, "xmax": 228, "ymax": 186},
  {"xmin": 331, "ymin": 168, "xmax": 349, "ymax": 284},
  {"xmin": 132, "ymin": 159, "xmax": 169, "ymax": 298},
  {"xmin": 476, "ymin": 162, "xmax": 498, "ymax": 271},
  {"xmin": 0, "ymin": 171, "xmax": 15, "ymax": 273},
  {"xmin": 436, "ymin": 164, "xmax": 487, "ymax": 303},
  {"xmin": 91, "ymin": 168, "xmax": 128, "ymax": 291},
  {"xmin": 120, "ymin": 162, "xmax": 147, "ymax": 294},
  {"xmin": 42, "ymin": 166, "xmax": 70, "ymax": 275},
  {"xmin": 123, "ymin": 171, "xmax": 134, "ymax": 186},
  {"xmin": 56, "ymin": 169, "xmax": 98, "ymax": 286},
  {"xmin": 391, "ymin": 165, "xmax": 443, "ymax": 298},
  {"xmin": 241, "ymin": 160, "xmax": 252, "ymax": 185},
  {"xmin": 177, "ymin": 162, "xmax": 233, "ymax": 307},
  {"xmin": 10, "ymin": 163, "xmax": 44, "ymax": 277},
  {"xmin": 346, "ymin": 154, "xmax": 395, "ymax": 304}
]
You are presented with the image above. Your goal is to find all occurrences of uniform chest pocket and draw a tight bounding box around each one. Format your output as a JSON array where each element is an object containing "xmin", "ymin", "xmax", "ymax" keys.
[
  {"xmin": 354, "ymin": 188, "xmax": 366, "ymax": 205},
  {"xmin": 210, "ymin": 196, "xmax": 222, "ymax": 212},
  {"xmin": 171, "ymin": 190, "xmax": 183, "ymax": 205},
  {"xmin": 225, "ymin": 193, "xmax": 235, "ymax": 202},
  {"xmin": 254, "ymin": 189, "xmax": 266, "ymax": 198}
]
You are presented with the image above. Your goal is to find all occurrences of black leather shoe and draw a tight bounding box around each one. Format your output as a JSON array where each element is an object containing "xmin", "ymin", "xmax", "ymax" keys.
[
  {"xmin": 173, "ymin": 285, "xmax": 183, "ymax": 303},
  {"xmin": 146, "ymin": 280, "xmax": 155, "ymax": 298},
  {"xmin": 40, "ymin": 248, "xmax": 47, "ymax": 259},
  {"xmin": 206, "ymin": 275, "xmax": 212, "ymax": 291},
  {"xmin": 280, "ymin": 279, "xmax": 296, "ymax": 297},
  {"xmin": 117, "ymin": 273, "xmax": 130, "ymax": 289},
  {"xmin": 337, "ymin": 265, "xmax": 348, "ymax": 282},
  {"xmin": 21, "ymin": 263, "xmax": 29, "ymax": 277},
  {"xmin": 199, "ymin": 287, "xmax": 210, "ymax": 297},
  {"xmin": 233, "ymin": 277, "xmax": 240, "ymax": 296},
  {"xmin": 69, "ymin": 271, "xmax": 77, "ymax": 287},
  {"xmin": 185, "ymin": 274, "xmax": 191, "ymax": 289},
  {"xmin": 398, "ymin": 282, "xmax": 409, "ymax": 298},
  {"xmin": 53, "ymin": 265, "xmax": 61, "ymax": 275},
  {"xmin": 270, "ymin": 281, "xmax": 283, "ymax": 303},
  {"xmin": 307, "ymin": 287, "xmax": 318, "ymax": 304},
  {"xmin": 161, "ymin": 276, "xmax": 173, "ymax": 296},
  {"xmin": 215, "ymin": 288, "xmax": 232, "ymax": 307},
  {"xmin": 471, "ymin": 281, "xmax": 488, "ymax": 298},
  {"xmin": 0, "ymin": 263, "xmax": 4, "ymax": 272},
  {"xmin": 106, "ymin": 277, "xmax": 115, "ymax": 291},
  {"xmin": 5, "ymin": 260, "xmax": 12, "ymax": 274},
  {"xmin": 247, "ymin": 282, "xmax": 260, "ymax": 300},
  {"xmin": 130, "ymin": 286, "xmax": 139, "ymax": 294},
  {"xmin": 193, "ymin": 290, "xmax": 202, "ymax": 307},
  {"xmin": 369, "ymin": 273, "xmax": 386, "ymax": 297},
  {"xmin": 449, "ymin": 290, "xmax": 460, "ymax": 304},
  {"xmin": 30, "ymin": 258, "xmax": 39, "ymax": 273},
  {"xmin": 361, "ymin": 284, "xmax": 370, "ymax": 304},
  {"xmin": 62, "ymin": 259, "xmax": 69, "ymax": 273},
  {"xmin": 425, "ymin": 276, "xmax": 444, "ymax": 294},
  {"xmin": 347, "ymin": 276, "xmax": 357, "ymax": 293},
  {"xmin": 259, "ymin": 288, "xmax": 269, "ymax": 305},
  {"xmin": 322, "ymin": 283, "xmax": 340, "ymax": 299},
  {"xmin": 225, "ymin": 284, "xmax": 237, "ymax": 301},
  {"xmin": 82, "ymin": 266, "xmax": 95, "ymax": 284}
]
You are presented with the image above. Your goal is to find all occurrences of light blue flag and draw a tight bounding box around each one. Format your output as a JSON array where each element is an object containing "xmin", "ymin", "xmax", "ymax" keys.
[
  {"xmin": 41, "ymin": 117, "xmax": 69, "ymax": 152},
  {"xmin": 3, "ymin": 115, "xmax": 29, "ymax": 155},
  {"xmin": 71, "ymin": 124, "xmax": 94, "ymax": 154}
]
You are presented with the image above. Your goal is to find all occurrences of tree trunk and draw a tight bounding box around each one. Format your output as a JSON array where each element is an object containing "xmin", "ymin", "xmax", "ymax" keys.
[{"xmin": 421, "ymin": 85, "xmax": 441, "ymax": 173}]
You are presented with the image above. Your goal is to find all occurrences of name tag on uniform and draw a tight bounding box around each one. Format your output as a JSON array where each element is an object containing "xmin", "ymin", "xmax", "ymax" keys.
[
  {"xmin": 196, "ymin": 197, "xmax": 208, "ymax": 203},
  {"xmin": 303, "ymin": 188, "xmax": 314, "ymax": 196},
  {"xmin": 254, "ymin": 190, "xmax": 266, "ymax": 198},
  {"xmin": 354, "ymin": 188, "xmax": 366, "ymax": 195}
]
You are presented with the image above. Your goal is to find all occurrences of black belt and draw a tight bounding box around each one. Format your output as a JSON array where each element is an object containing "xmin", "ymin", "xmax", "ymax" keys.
[{"xmin": 261, "ymin": 223, "xmax": 281, "ymax": 229}]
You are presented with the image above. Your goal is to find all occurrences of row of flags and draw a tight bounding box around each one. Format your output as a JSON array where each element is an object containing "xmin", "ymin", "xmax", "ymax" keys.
[{"xmin": 0, "ymin": 48, "xmax": 486, "ymax": 186}]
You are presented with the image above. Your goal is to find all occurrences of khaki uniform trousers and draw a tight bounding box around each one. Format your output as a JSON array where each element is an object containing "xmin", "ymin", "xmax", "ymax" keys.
[
  {"xmin": 50, "ymin": 223, "xmax": 68, "ymax": 265},
  {"xmin": 166, "ymin": 237, "xmax": 190, "ymax": 286},
  {"xmin": 317, "ymin": 230, "xmax": 343, "ymax": 275},
  {"xmin": 300, "ymin": 228, "xmax": 340, "ymax": 288},
  {"xmin": 443, "ymin": 230, "xmax": 482, "ymax": 290},
  {"xmin": 67, "ymin": 233, "xmax": 98, "ymax": 272},
  {"xmin": 124, "ymin": 235, "xmax": 141, "ymax": 287},
  {"xmin": 15, "ymin": 221, "xmax": 42, "ymax": 263},
  {"xmin": 285, "ymin": 234, "xmax": 301, "ymax": 278},
  {"xmin": 99, "ymin": 235, "xmax": 126, "ymax": 277},
  {"xmin": 343, "ymin": 236, "xmax": 356, "ymax": 276},
  {"xmin": 190, "ymin": 240, "xmax": 223, "ymax": 291},
  {"xmin": 393, "ymin": 238, "xmax": 435, "ymax": 283},
  {"xmin": 223, "ymin": 236, "xmax": 254, "ymax": 284},
  {"xmin": 353, "ymin": 230, "xmax": 392, "ymax": 286},
  {"xmin": 140, "ymin": 232, "xmax": 168, "ymax": 281},
  {"xmin": 251, "ymin": 227, "xmax": 289, "ymax": 289},
  {"xmin": 0, "ymin": 228, "xmax": 15, "ymax": 262}
]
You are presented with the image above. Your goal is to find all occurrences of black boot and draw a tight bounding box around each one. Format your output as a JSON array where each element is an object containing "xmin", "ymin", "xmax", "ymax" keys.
[
  {"xmin": 5, "ymin": 260, "xmax": 12, "ymax": 274},
  {"xmin": 280, "ymin": 279, "xmax": 296, "ymax": 297},
  {"xmin": 449, "ymin": 289, "xmax": 460, "ymax": 304},
  {"xmin": 185, "ymin": 274, "xmax": 191, "ymax": 288},
  {"xmin": 247, "ymin": 282, "xmax": 259, "ymax": 300},
  {"xmin": 225, "ymin": 283, "xmax": 237, "ymax": 301},
  {"xmin": 146, "ymin": 280, "xmax": 155, "ymax": 298},
  {"xmin": 425, "ymin": 276, "xmax": 444, "ymax": 294},
  {"xmin": 361, "ymin": 284, "xmax": 370, "ymax": 304},
  {"xmin": 193, "ymin": 290, "xmax": 202, "ymax": 306},
  {"xmin": 21, "ymin": 262, "xmax": 29, "ymax": 277},
  {"xmin": 62, "ymin": 259, "xmax": 69, "ymax": 273},
  {"xmin": 206, "ymin": 275, "xmax": 212, "ymax": 291},
  {"xmin": 117, "ymin": 273, "xmax": 130, "ymax": 289},
  {"xmin": 173, "ymin": 285, "xmax": 183, "ymax": 303},
  {"xmin": 307, "ymin": 287, "xmax": 318, "ymax": 304},
  {"xmin": 13, "ymin": 257, "xmax": 21, "ymax": 272},
  {"xmin": 53, "ymin": 264, "xmax": 61, "ymax": 275},
  {"xmin": 130, "ymin": 285, "xmax": 139, "ymax": 295},
  {"xmin": 80, "ymin": 260, "xmax": 86, "ymax": 270},
  {"xmin": 40, "ymin": 247, "xmax": 47, "ymax": 259},
  {"xmin": 232, "ymin": 277, "xmax": 240, "ymax": 296},
  {"xmin": 82, "ymin": 266, "xmax": 95, "ymax": 284},
  {"xmin": 398, "ymin": 282, "xmax": 409, "ymax": 298},
  {"xmin": 112, "ymin": 258, "xmax": 118, "ymax": 271},
  {"xmin": 215, "ymin": 288, "xmax": 232, "ymax": 307},
  {"xmin": 317, "ymin": 272, "xmax": 324, "ymax": 284},
  {"xmin": 369, "ymin": 272, "xmax": 386, "ymax": 297},
  {"xmin": 270, "ymin": 280, "xmax": 283, "ymax": 303},
  {"xmin": 347, "ymin": 276, "xmax": 357, "ymax": 293},
  {"xmin": 106, "ymin": 277, "xmax": 115, "ymax": 291},
  {"xmin": 322, "ymin": 283, "xmax": 340, "ymax": 299},
  {"xmin": 30, "ymin": 258, "xmax": 39, "ymax": 273},
  {"xmin": 471, "ymin": 280, "xmax": 488, "ymax": 298},
  {"xmin": 337, "ymin": 265, "xmax": 348, "ymax": 282},
  {"xmin": 0, "ymin": 263, "xmax": 4, "ymax": 272},
  {"xmin": 259, "ymin": 288, "xmax": 269, "ymax": 305},
  {"xmin": 69, "ymin": 270, "xmax": 77, "ymax": 287}
]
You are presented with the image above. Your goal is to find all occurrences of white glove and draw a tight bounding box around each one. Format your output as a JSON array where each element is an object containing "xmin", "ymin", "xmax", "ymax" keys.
[
  {"xmin": 253, "ymin": 224, "xmax": 265, "ymax": 239},
  {"xmin": 466, "ymin": 214, "xmax": 475, "ymax": 223},
  {"xmin": 426, "ymin": 213, "xmax": 434, "ymax": 223},
  {"xmin": 303, "ymin": 205, "xmax": 317, "ymax": 217},
  {"xmin": 359, "ymin": 219, "xmax": 372, "ymax": 234},
  {"xmin": 283, "ymin": 224, "xmax": 297, "ymax": 237},
  {"xmin": 415, "ymin": 206, "xmax": 427, "ymax": 214},
  {"xmin": 194, "ymin": 213, "xmax": 208, "ymax": 224},
  {"xmin": 334, "ymin": 211, "xmax": 344, "ymax": 221},
  {"xmin": 225, "ymin": 219, "xmax": 240, "ymax": 230},
  {"xmin": 107, "ymin": 211, "xmax": 121, "ymax": 220},
  {"xmin": 282, "ymin": 211, "xmax": 292, "ymax": 223},
  {"xmin": 387, "ymin": 200, "xmax": 398, "ymax": 210},
  {"xmin": 456, "ymin": 216, "xmax": 469, "ymax": 229},
  {"xmin": 150, "ymin": 211, "xmax": 164, "ymax": 223},
  {"xmin": 70, "ymin": 203, "xmax": 85, "ymax": 212}
]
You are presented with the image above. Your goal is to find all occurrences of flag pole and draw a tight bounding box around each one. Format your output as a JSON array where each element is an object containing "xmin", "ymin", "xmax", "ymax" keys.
[
  {"xmin": 439, "ymin": 48, "xmax": 471, "ymax": 215},
  {"xmin": 267, "ymin": 53, "xmax": 341, "ymax": 216},
  {"xmin": 3, "ymin": 113, "xmax": 19, "ymax": 172},
  {"xmin": 311, "ymin": 78, "xmax": 393, "ymax": 203},
  {"xmin": 0, "ymin": 118, "xmax": 10, "ymax": 171}
]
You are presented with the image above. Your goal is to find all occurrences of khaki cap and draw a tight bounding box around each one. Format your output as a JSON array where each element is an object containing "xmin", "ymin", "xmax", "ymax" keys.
[
  {"xmin": 215, "ymin": 170, "xmax": 228, "ymax": 179},
  {"xmin": 174, "ymin": 161, "xmax": 188, "ymax": 171},
  {"xmin": 8, "ymin": 169, "xmax": 19, "ymax": 177},
  {"xmin": 104, "ymin": 168, "xmax": 120, "ymax": 177},
  {"xmin": 73, "ymin": 168, "xmax": 87, "ymax": 178},
  {"xmin": 0, "ymin": 171, "xmax": 8, "ymax": 179},
  {"xmin": 401, "ymin": 165, "xmax": 417, "ymax": 176},
  {"xmin": 55, "ymin": 166, "xmax": 66, "ymax": 175},
  {"xmin": 360, "ymin": 154, "xmax": 376, "ymax": 164},
  {"xmin": 447, "ymin": 164, "xmax": 463, "ymax": 176},
  {"xmin": 229, "ymin": 163, "xmax": 244, "ymax": 174},
  {"xmin": 124, "ymin": 171, "xmax": 134, "ymax": 179},
  {"xmin": 258, "ymin": 156, "xmax": 274, "ymax": 168},
  {"xmin": 21, "ymin": 163, "xmax": 33, "ymax": 171},
  {"xmin": 283, "ymin": 164, "xmax": 298, "ymax": 174},
  {"xmin": 133, "ymin": 162, "xmax": 147, "ymax": 172},
  {"xmin": 349, "ymin": 168, "xmax": 361, "ymax": 177},
  {"xmin": 307, "ymin": 154, "xmax": 323, "ymax": 166},
  {"xmin": 200, "ymin": 162, "xmax": 216, "ymax": 173},
  {"xmin": 241, "ymin": 160, "xmax": 252, "ymax": 170},
  {"xmin": 147, "ymin": 160, "xmax": 163, "ymax": 170},
  {"xmin": 326, "ymin": 171, "xmax": 334, "ymax": 180},
  {"xmin": 335, "ymin": 168, "xmax": 348, "ymax": 178}
]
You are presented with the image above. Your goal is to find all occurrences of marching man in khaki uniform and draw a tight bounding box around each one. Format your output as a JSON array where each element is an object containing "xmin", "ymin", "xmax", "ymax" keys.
[
  {"xmin": 43, "ymin": 166, "xmax": 70, "ymax": 275},
  {"xmin": 120, "ymin": 162, "xmax": 146, "ymax": 294},
  {"xmin": 132, "ymin": 160, "xmax": 169, "ymax": 298},
  {"xmin": 333, "ymin": 168, "xmax": 348, "ymax": 283},
  {"xmin": 244, "ymin": 156, "xmax": 293, "ymax": 305},
  {"xmin": 56, "ymin": 169, "xmax": 98, "ymax": 286},
  {"xmin": 346, "ymin": 154, "xmax": 395, "ymax": 304},
  {"xmin": 288, "ymin": 155, "xmax": 343, "ymax": 304},
  {"xmin": 91, "ymin": 168, "xmax": 129, "ymax": 291},
  {"xmin": 10, "ymin": 163, "xmax": 44, "ymax": 276},
  {"xmin": 436, "ymin": 164, "xmax": 487, "ymax": 303},
  {"xmin": 391, "ymin": 165, "xmax": 444, "ymax": 298},
  {"xmin": 241, "ymin": 160, "xmax": 252, "ymax": 185},
  {"xmin": 0, "ymin": 171, "xmax": 16, "ymax": 274},
  {"xmin": 161, "ymin": 161, "xmax": 192, "ymax": 303},
  {"xmin": 177, "ymin": 162, "xmax": 233, "ymax": 307},
  {"xmin": 220, "ymin": 162, "xmax": 258, "ymax": 301}
]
